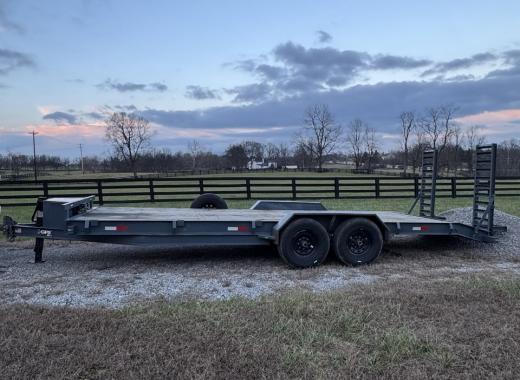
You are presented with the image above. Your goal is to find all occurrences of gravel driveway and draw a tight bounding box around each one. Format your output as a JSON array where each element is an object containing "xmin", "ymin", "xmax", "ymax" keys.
[{"xmin": 1, "ymin": 208, "xmax": 519, "ymax": 308}]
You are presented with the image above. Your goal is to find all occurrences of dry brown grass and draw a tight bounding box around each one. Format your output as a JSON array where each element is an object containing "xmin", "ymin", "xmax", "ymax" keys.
[{"xmin": 1, "ymin": 274, "xmax": 519, "ymax": 379}]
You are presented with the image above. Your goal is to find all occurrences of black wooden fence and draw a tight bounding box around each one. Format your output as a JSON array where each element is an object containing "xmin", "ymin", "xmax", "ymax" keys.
[{"xmin": 1, "ymin": 175, "xmax": 519, "ymax": 207}]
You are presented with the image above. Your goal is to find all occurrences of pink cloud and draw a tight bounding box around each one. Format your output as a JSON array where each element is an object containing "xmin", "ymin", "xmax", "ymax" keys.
[
  {"xmin": 456, "ymin": 109, "xmax": 520, "ymax": 125},
  {"xmin": 21, "ymin": 122, "xmax": 106, "ymax": 138}
]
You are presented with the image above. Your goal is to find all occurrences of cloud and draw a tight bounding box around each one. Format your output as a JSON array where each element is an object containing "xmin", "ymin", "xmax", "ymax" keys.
[
  {"xmin": 227, "ymin": 42, "xmax": 434, "ymax": 103},
  {"xmin": 96, "ymin": 79, "xmax": 168, "ymax": 92},
  {"xmin": 140, "ymin": 69, "xmax": 520, "ymax": 140},
  {"xmin": 421, "ymin": 52, "xmax": 497, "ymax": 77},
  {"xmin": 225, "ymin": 83, "xmax": 272, "ymax": 103},
  {"xmin": 371, "ymin": 55, "xmax": 431, "ymax": 69},
  {"xmin": 315, "ymin": 30, "xmax": 332, "ymax": 43},
  {"xmin": 42, "ymin": 109, "xmax": 108, "ymax": 124},
  {"xmin": 0, "ymin": 3, "xmax": 24, "ymax": 34},
  {"xmin": 485, "ymin": 50, "xmax": 520, "ymax": 79},
  {"xmin": 185, "ymin": 85, "xmax": 220, "ymax": 100},
  {"xmin": 42, "ymin": 111, "xmax": 78, "ymax": 124},
  {"xmin": 149, "ymin": 82, "xmax": 168, "ymax": 92},
  {"xmin": 0, "ymin": 48, "xmax": 35, "ymax": 75}
]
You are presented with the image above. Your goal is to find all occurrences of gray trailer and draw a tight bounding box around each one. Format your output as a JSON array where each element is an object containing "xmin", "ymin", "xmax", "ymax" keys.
[{"xmin": 1, "ymin": 145, "xmax": 506, "ymax": 268}]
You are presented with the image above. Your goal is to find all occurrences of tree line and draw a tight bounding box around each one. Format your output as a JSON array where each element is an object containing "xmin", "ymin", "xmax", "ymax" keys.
[{"xmin": 2, "ymin": 105, "xmax": 520, "ymax": 178}]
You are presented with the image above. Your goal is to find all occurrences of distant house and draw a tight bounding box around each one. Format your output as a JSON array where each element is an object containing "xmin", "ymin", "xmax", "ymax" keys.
[{"xmin": 248, "ymin": 160, "xmax": 277, "ymax": 170}]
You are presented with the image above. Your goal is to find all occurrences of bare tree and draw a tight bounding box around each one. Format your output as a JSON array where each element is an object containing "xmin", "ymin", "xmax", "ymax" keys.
[
  {"xmin": 346, "ymin": 118, "xmax": 365, "ymax": 169},
  {"xmin": 105, "ymin": 112, "xmax": 152, "ymax": 178},
  {"xmin": 187, "ymin": 139, "xmax": 203, "ymax": 170},
  {"xmin": 420, "ymin": 105, "xmax": 458, "ymax": 151},
  {"xmin": 225, "ymin": 144, "xmax": 248, "ymax": 169},
  {"xmin": 399, "ymin": 111, "xmax": 415, "ymax": 175},
  {"xmin": 302, "ymin": 104, "xmax": 342, "ymax": 170},
  {"xmin": 242, "ymin": 140, "xmax": 264, "ymax": 168},
  {"xmin": 410, "ymin": 128, "xmax": 427, "ymax": 174},
  {"xmin": 452, "ymin": 125, "xmax": 463, "ymax": 174},
  {"xmin": 464, "ymin": 125, "xmax": 487, "ymax": 172},
  {"xmin": 464, "ymin": 125, "xmax": 486, "ymax": 149},
  {"xmin": 264, "ymin": 143, "xmax": 280, "ymax": 165},
  {"xmin": 364, "ymin": 127, "xmax": 379, "ymax": 171},
  {"xmin": 278, "ymin": 142, "xmax": 290, "ymax": 168}
]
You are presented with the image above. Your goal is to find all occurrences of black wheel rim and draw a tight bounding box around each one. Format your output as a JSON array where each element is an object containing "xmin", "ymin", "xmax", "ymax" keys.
[
  {"xmin": 347, "ymin": 228, "xmax": 371, "ymax": 255},
  {"xmin": 291, "ymin": 230, "xmax": 317, "ymax": 256}
]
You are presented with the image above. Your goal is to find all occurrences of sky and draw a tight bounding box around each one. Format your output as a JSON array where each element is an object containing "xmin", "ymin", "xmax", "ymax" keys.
[{"xmin": 1, "ymin": 0, "xmax": 520, "ymax": 159}]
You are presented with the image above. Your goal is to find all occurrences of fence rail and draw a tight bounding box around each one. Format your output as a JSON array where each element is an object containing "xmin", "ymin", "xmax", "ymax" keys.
[{"xmin": 1, "ymin": 175, "xmax": 519, "ymax": 207}]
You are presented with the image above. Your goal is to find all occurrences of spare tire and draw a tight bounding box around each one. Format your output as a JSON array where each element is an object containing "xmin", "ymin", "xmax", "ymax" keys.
[{"xmin": 190, "ymin": 193, "xmax": 228, "ymax": 209}]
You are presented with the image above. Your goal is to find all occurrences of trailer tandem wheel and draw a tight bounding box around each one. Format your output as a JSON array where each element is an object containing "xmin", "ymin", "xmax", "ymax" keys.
[
  {"xmin": 278, "ymin": 218, "xmax": 330, "ymax": 268},
  {"xmin": 190, "ymin": 193, "xmax": 228, "ymax": 209},
  {"xmin": 333, "ymin": 218, "xmax": 383, "ymax": 265}
]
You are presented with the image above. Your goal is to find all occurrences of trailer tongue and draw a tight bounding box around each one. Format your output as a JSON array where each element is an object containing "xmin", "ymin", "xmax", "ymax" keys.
[{"xmin": 1, "ymin": 145, "xmax": 506, "ymax": 268}]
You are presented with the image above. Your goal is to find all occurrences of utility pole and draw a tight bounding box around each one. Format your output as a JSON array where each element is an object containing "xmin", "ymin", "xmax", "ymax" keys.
[
  {"xmin": 29, "ymin": 130, "xmax": 38, "ymax": 182},
  {"xmin": 79, "ymin": 143, "xmax": 84, "ymax": 174}
]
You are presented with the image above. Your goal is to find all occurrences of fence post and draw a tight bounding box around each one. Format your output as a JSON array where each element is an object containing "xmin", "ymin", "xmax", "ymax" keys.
[
  {"xmin": 149, "ymin": 180, "xmax": 155, "ymax": 202},
  {"xmin": 374, "ymin": 178, "xmax": 380, "ymax": 198},
  {"xmin": 334, "ymin": 178, "xmax": 339, "ymax": 199},
  {"xmin": 199, "ymin": 178, "xmax": 204, "ymax": 194},
  {"xmin": 97, "ymin": 180, "xmax": 104, "ymax": 205},
  {"xmin": 451, "ymin": 177, "xmax": 457, "ymax": 198},
  {"xmin": 42, "ymin": 181, "xmax": 49, "ymax": 198},
  {"xmin": 414, "ymin": 177, "xmax": 419, "ymax": 198},
  {"xmin": 245, "ymin": 178, "xmax": 251, "ymax": 199},
  {"xmin": 291, "ymin": 178, "xmax": 297, "ymax": 199}
]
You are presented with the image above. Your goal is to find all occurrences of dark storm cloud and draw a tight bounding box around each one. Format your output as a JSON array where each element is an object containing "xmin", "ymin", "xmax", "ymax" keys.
[
  {"xmin": 42, "ymin": 111, "xmax": 78, "ymax": 124},
  {"xmin": 96, "ymin": 79, "xmax": 168, "ymax": 92},
  {"xmin": 421, "ymin": 52, "xmax": 497, "ymax": 77},
  {"xmin": 185, "ymin": 85, "xmax": 220, "ymax": 100},
  {"xmin": 315, "ymin": 30, "xmax": 332, "ymax": 43},
  {"xmin": 0, "ymin": 49, "xmax": 34, "ymax": 75}
]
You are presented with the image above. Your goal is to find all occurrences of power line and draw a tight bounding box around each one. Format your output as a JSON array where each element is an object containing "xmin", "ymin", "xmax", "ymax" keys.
[
  {"xmin": 79, "ymin": 143, "xmax": 84, "ymax": 174},
  {"xmin": 29, "ymin": 130, "xmax": 38, "ymax": 182}
]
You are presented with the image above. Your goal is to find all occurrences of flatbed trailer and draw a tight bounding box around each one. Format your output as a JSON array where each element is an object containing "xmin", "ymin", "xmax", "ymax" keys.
[{"xmin": 1, "ymin": 145, "xmax": 506, "ymax": 268}]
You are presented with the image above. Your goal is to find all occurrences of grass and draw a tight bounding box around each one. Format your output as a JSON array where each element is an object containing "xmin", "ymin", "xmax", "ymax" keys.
[{"xmin": 0, "ymin": 274, "xmax": 518, "ymax": 378}]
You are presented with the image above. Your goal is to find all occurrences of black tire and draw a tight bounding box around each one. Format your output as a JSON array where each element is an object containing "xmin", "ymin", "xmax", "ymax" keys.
[
  {"xmin": 190, "ymin": 193, "xmax": 228, "ymax": 209},
  {"xmin": 278, "ymin": 218, "xmax": 330, "ymax": 268},
  {"xmin": 333, "ymin": 218, "xmax": 383, "ymax": 265}
]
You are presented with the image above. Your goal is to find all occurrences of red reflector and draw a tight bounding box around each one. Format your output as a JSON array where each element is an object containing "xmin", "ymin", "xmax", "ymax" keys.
[
  {"xmin": 116, "ymin": 225, "xmax": 129, "ymax": 232},
  {"xmin": 238, "ymin": 225, "xmax": 249, "ymax": 232},
  {"xmin": 421, "ymin": 226, "xmax": 429, "ymax": 231}
]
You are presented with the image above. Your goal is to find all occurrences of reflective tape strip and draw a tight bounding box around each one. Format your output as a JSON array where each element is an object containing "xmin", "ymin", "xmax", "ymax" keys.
[
  {"xmin": 105, "ymin": 225, "xmax": 129, "ymax": 232},
  {"xmin": 227, "ymin": 226, "xmax": 239, "ymax": 231}
]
